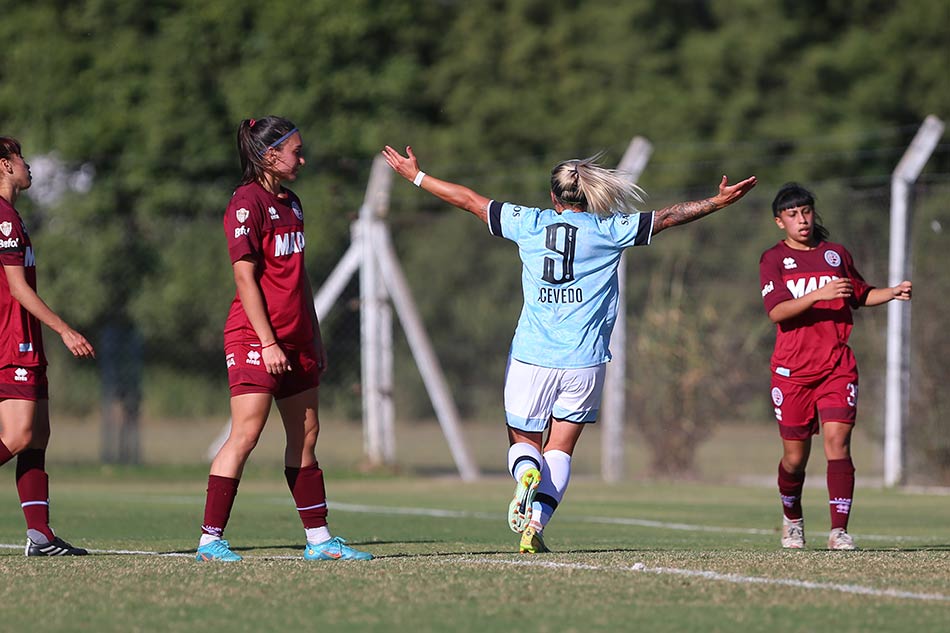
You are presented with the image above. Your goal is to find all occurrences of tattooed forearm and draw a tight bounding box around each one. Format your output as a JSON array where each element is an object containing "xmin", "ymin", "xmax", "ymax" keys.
[{"xmin": 652, "ymin": 198, "xmax": 720, "ymax": 235}]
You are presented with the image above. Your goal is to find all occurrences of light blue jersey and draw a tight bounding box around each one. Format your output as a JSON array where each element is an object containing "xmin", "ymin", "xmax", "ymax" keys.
[{"xmin": 488, "ymin": 200, "xmax": 654, "ymax": 369}]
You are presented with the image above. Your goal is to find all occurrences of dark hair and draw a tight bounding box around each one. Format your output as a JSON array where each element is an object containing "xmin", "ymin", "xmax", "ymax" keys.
[
  {"xmin": 236, "ymin": 116, "xmax": 298, "ymax": 185},
  {"xmin": 0, "ymin": 136, "xmax": 22, "ymax": 160},
  {"xmin": 771, "ymin": 182, "xmax": 830, "ymax": 242}
]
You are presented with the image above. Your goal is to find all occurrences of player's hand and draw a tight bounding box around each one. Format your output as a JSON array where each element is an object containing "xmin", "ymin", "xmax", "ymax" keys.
[
  {"xmin": 815, "ymin": 277, "xmax": 853, "ymax": 301},
  {"xmin": 263, "ymin": 344, "xmax": 292, "ymax": 375},
  {"xmin": 61, "ymin": 328, "xmax": 95, "ymax": 359},
  {"xmin": 712, "ymin": 175, "xmax": 757, "ymax": 208},
  {"xmin": 893, "ymin": 280, "xmax": 912, "ymax": 301},
  {"xmin": 382, "ymin": 145, "xmax": 422, "ymax": 183}
]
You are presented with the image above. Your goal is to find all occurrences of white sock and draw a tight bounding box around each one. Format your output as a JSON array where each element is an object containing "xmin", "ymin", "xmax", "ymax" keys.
[
  {"xmin": 306, "ymin": 526, "xmax": 332, "ymax": 544},
  {"xmin": 199, "ymin": 534, "xmax": 220, "ymax": 547},
  {"xmin": 536, "ymin": 450, "xmax": 572, "ymax": 527},
  {"xmin": 507, "ymin": 443, "xmax": 542, "ymax": 482}
]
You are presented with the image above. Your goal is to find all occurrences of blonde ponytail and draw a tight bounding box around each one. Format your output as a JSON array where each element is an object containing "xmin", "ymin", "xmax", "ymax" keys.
[{"xmin": 550, "ymin": 154, "xmax": 646, "ymax": 218}]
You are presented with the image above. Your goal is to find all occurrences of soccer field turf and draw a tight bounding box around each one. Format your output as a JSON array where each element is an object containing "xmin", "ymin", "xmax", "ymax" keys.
[{"xmin": 1, "ymin": 469, "xmax": 947, "ymax": 632}]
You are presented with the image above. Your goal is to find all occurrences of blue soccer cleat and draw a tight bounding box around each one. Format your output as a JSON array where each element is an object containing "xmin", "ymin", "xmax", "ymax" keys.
[
  {"xmin": 304, "ymin": 537, "xmax": 373, "ymax": 561},
  {"xmin": 195, "ymin": 539, "xmax": 243, "ymax": 562}
]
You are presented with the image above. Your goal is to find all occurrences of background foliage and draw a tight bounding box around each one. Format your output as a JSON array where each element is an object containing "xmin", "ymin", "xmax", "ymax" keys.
[{"xmin": 0, "ymin": 0, "xmax": 947, "ymax": 480}]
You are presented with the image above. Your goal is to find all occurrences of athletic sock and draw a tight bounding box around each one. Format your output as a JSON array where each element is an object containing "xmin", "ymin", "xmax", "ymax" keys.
[
  {"xmin": 535, "ymin": 450, "xmax": 572, "ymax": 528},
  {"xmin": 507, "ymin": 443, "xmax": 542, "ymax": 482},
  {"xmin": 0, "ymin": 438, "xmax": 13, "ymax": 467},
  {"xmin": 827, "ymin": 457, "xmax": 855, "ymax": 530},
  {"xmin": 16, "ymin": 449, "xmax": 55, "ymax": 543},
  {"xmin": 285, "ymin": 463, "xmax": 329, "ymax": 529},
  {"xmin": 778, "ymin": 462, "xmax": 805, "ymax": 521},
  {"xmin": 201, "ymin": 475, "xmax": 240, "ymax": 539},
  {"xmin": 305, "ymin": 526, "xmax": 332, "ymax": 544}
]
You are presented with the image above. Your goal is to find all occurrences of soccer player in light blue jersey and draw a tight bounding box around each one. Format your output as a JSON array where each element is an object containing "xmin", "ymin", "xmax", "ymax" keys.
[{"xmin": 383, "ymin": 145, "xmax": 756, "ymax": 553}]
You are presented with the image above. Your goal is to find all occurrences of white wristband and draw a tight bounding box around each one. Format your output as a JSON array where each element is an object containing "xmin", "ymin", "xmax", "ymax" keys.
[{"xmin": 413, "ymin": 171, "xmax": 426, "ymax": 187}]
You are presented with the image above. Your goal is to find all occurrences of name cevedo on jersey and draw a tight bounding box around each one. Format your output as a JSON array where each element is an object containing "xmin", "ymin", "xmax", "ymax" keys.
[{"xmin": 274, "ymin": 230, "xmax": 305, "ymax": 257}]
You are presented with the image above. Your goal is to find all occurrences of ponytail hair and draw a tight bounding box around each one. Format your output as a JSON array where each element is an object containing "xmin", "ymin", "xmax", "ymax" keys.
[
  {"xmin": 771, "ymin": 182, "xmax": 830, "ymax": 242},
  {"xmin": 236, "ymin": 116, "xmax": 298, "ymax": 185},
  {"xmin": 0, "ymin": 136, "xmax": 22, "ymax": 161},
  {"xmin": 550, "ymin": 153, "xmax": 646, "ymax": 218}
]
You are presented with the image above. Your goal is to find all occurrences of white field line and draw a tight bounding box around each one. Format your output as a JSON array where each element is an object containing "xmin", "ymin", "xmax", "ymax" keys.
[{"xmin": 458, "ymin": 557, "xmax": 950, "ymax": 603}]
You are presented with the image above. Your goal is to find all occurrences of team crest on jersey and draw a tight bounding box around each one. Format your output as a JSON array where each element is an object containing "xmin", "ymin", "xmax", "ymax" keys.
[
  {"xmin": 235, "ymin": 207, "xmax": 250, "ymax": 223},
  {"xmin": 291, "ymin": 201, "xmax": 303, "ymax": 220},
  {"xmin": 782, "ymin": 257, "xmax": 797, "ymax": 270},
  {"xmin": 0, "ymin": 221, "xmax": 11, "ymax": 237},
  {"xmin": 268, "ymin": 206, "xmax": 280, "ymax": 220},
  {"xmin": 824, "ymin": 250, "xmax": 841, "ymax": 267},
  {"xmin": 771, "ymin": 387, "xmax": 784, "ymax": 406}
]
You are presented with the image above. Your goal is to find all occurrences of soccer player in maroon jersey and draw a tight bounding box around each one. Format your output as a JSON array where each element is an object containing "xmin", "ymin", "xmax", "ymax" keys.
[
  {"xmin": 0, "ymin": 137, "xmax": 95, "ymax": 556},
  {"xmin": 760, "ymin": 182, "xmax": 912, "ymax": 550},
  {"xmin": 195, "ymin": 117, "xmax": 372, "ymax": 562}
]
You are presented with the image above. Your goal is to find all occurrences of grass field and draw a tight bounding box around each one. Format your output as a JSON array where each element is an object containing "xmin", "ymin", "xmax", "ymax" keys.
[
  {"xmin": 1, "ymin": 467, "xmax": 948, "ymax": 632},
  {"xmin": 0, "ymin": 420, "xmax": 947, "ymax": 632}
]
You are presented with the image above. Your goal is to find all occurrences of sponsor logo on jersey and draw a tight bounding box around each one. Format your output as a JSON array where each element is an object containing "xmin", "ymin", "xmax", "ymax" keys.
[
  {"xmin": 14, "ymin": 368, "xmax": 29, "ymax": 382},
  {"xmin": 226, "ymin": 353, "xmax": 235, "ymax": 369},
  {"xmin": 291, "ymin": 201, "xmax": 303, "ymax": 220},
  {"xmin": 761, "ymin": 280, "xmax": 774, "ymax": 297},
  {"xmin": 236, "ymin": 207, "xmax": 250, "ymax": 223},
  {"xmin": 771, "ymin": 387, "xmax": 784, "ymax": 406},
  {"xmin": 786, "ymin": 275, "xmax": 839, "ymax": 299},
  {"xmin": 274, "ymin": 230, "xmax": 305, "ymax": 257},
  {"xmin": 537, "ymin": 287, "xmax": 583, "ymax": 304},
  {"xmin": 268, "ymin": 206, "xmax": 280, "ymax": 220},
  {"xmin": 0, "ymin": 237, "xmax": 18, "ymax": 249},
  {"xmin": 246, "ymin": 350, "xmax": 261, "ymax": 366},
  {"xmin": 0, "ymin": 221, "xmax": 11, "ymax": 237},
  {"xmin": 824, "ymin": 249, "xmax": 841, "ymax": 267},
  {"xmin": 234, "ymin": 226, "xmax": 250, "ymax": 239},
  {"xmin": 782, "ymin": 257, "xmax": 797, "ymax": 270}
]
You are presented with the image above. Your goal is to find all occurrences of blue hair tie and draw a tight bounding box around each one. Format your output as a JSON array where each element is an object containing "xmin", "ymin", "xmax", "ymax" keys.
[{"xmin": 261, "ymin": 127, "xmax": 298, "ymax": 155}]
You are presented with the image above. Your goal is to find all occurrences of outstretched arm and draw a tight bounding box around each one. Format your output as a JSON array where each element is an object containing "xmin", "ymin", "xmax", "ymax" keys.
[
  {"xmin": 863, "ymin": 281, "xmax": 912, "ymax": 307},
  {"xmin": 652, "ymin": 175, "xmax": 757, "ymax": 236},
  {"xmin": 382, "ymin": 145, "xmax": 491, "ymax": 223}
]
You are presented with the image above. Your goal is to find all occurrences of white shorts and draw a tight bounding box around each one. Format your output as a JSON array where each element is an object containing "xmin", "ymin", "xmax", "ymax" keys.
[{"xmin": 504, "ymin": 357, "xmax": 606, "ymax": 433}]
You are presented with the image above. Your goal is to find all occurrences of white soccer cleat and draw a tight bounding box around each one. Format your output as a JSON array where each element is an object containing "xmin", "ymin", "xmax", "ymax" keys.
[
  {"xmin": 828, "ymin": 528, "xmax": 857, "ymax": 551},
  {"xmin": 781, "ymin": 516, "xmax": 805, "ymax": 549}
]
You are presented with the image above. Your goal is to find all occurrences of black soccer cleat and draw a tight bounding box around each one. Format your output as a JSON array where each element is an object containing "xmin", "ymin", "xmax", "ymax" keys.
[{"xmin": 25, "ymin": 536, "xmax": 89, "ymax": 557}]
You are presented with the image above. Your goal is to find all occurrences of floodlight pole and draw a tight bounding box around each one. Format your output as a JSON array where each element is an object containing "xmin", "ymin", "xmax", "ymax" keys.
[
  {"xmin": 884, "ymin": 115, "xmax": 944, "ymax": 487},
  {"xmin": 601, "ymin": 136, "xmax": 653, "ymax": 483}
]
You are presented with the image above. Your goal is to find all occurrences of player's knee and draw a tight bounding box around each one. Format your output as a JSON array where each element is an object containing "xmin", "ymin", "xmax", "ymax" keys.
[{"xmin": 3, "ymin": 429, "xmax": 32, "ymax": 454}]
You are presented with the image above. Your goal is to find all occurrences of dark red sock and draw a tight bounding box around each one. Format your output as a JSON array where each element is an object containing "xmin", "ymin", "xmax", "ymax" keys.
[
  {"xmin": 827, "ymin": 458, "xmax": 855, "ymax": 530},
  {"xmin": 16, "ymin": 449, "xmax": 54, "ymax": 542},
  {"xmin": 285, "ymin": 463, "xmax": 328, "ymax": 528},
  {"xmin": 201, "ymin": 475, "xmax": 240, "ymax": 538},
  {"xmin": 778, "ymin": 462, "xmax": 805, "ymax": 520},
  {"xmin": 0, "ymin": 438, "xmax": 13, "ymax": 467}
]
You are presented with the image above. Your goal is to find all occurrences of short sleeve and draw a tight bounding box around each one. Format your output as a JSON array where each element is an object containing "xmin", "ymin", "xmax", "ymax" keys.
[
  {"xmin": 604, "ymin": 211, "xmax": 654, "ymax": 249},
  {"xmin": 224, "ymin": 196, "xmax": 265, "ymax": 263},
  {"xmin": 760, "ymin": 248, "xmax": 793, "ymax": 314},
  {"xmin": 487, "ymin": 201, "xmax": 540, "ymax": 243},
  {"xmin": 842, "ymin": 248, "xmax": 873, "ymax": 307},
  {"xmin": 0, "ymin": 214, "xmax": 27, "ymax": 266}
]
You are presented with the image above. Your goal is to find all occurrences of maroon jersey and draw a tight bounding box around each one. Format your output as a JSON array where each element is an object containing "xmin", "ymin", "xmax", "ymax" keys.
[
  {"xmin": 759, "ymin": 240, "xmax": 871, "ymax": 384},
  {"xmin": 222, "ymin": 182, "xmax": 314, "ymax": 348},
  {"xmin": 0, "ymin": 197, "xmax": 45, "ymax": 367}
]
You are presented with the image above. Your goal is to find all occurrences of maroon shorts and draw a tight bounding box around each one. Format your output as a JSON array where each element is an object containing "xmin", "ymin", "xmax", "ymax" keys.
[
  {"xmin": 769, "ymin": 352, "xmax": 858, "ymax": 441},
  {"xmin": 225, "ymin": 342, "xmax": 320, "ymax": 400},
  {"xmin": 0, "ymin": 365, "xmax": 49, "ymax": 401}
]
